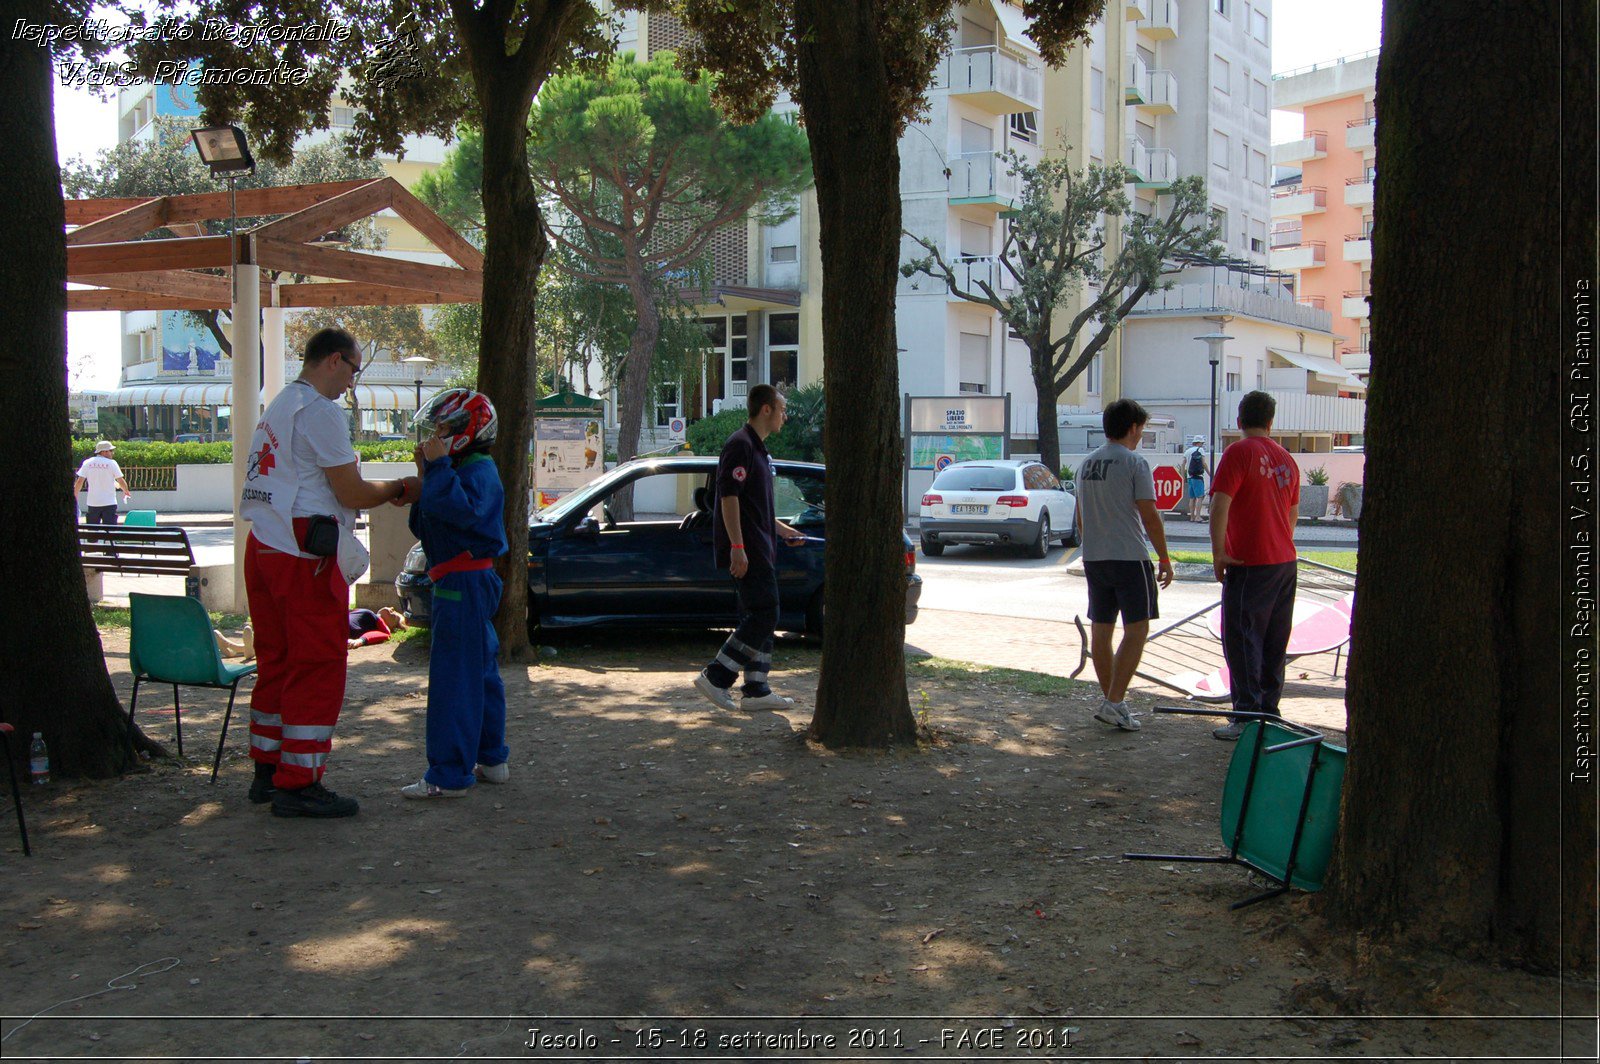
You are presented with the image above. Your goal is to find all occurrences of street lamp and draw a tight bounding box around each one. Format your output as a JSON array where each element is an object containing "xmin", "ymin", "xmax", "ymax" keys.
[
  {"xmin": 1194, "ymin": 332, "xmax": 1233, "ymax": 479},
  {"xmin": 402, "ymin": 355, "xmax": 436, "ymax": 438}
]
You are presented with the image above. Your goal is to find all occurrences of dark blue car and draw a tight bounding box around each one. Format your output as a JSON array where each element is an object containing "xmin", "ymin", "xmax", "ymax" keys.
[{"xmin": 397, "ymin": 455, "xmax": 922, "ymax": 636}]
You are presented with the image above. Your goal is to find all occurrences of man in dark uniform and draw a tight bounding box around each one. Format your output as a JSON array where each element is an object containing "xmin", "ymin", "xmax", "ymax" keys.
[{"xmin": 693, "ymin": 384, "xmax": 805, "ymax": 711}]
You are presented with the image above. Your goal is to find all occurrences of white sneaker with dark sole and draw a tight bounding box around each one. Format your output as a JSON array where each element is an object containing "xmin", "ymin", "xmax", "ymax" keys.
[
  {"xmin": 693, "ymin": 671, "xmax": 737, "ymax": 711},
  {"xmin": 475, "ymin": 763, "xmax": 509, "ymax": 784},
  {"xmin": 400, "ymin": 778, "xmax": 469, "ymax": 799},
  {"xmin": 740, "ymin": 691, "xmax": 794, "ymax": 711}
]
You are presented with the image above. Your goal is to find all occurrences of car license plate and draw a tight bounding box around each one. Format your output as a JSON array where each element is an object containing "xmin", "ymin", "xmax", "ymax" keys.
[{"xmin": 951, "ymin": 504, "xmax": 987, "ymax": 515}]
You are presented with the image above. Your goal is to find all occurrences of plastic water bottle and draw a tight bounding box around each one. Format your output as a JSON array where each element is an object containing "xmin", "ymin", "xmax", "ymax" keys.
[{"xmin": 29, "ymin": 733, "xmax": 49, "ymax": 785}]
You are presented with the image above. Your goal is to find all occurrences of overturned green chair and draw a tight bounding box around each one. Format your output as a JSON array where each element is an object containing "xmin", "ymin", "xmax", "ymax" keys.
[
  {"xmin": 128, "ymin": 593, "xmax": 256, "ymax": 782},
  {"xmin": 1125, "ymin": 708, "xmax": 1347, "ymax": 909}
]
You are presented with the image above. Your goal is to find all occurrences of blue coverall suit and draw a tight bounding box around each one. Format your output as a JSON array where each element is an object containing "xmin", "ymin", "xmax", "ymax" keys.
[{"xmin": 409, "ymin": 451, "xmax": 509, "ymax": 790}]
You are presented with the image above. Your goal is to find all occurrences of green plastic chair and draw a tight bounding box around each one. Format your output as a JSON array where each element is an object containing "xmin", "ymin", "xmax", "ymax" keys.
[
  {"xmin": 1126, "ymin": 709, "xmax": 1347, "ymax": 908},
  {"xmin": 128, "ymin": 593, "xmax": 256, "ymax": 782},
  {"xmin": 124, "ymin": 510, "xmax": 158, "ymax": 527}
]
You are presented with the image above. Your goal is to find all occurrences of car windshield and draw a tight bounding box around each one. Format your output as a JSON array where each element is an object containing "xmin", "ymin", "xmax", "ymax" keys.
[
  {"xmin": 536, "ymin": 464, "xmax": 644, "ymax": 524},
  {"xmin": 932, "ymin": 466, "xmax": 1017, "ymax": 491}
]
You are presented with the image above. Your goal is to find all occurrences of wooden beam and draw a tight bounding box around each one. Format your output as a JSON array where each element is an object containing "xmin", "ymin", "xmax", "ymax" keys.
[
  {"xmin": 68, "ymin": 235, "xmax": 233, "ymax": 275},
  {"xmin": 65, "ymin": 197, "xmax": 169, "ymax": 246},
  {"xmin": 253, "ymin": 178, "xmax": 393, "ymax": 245},
  {"xmin": 66, "ymin": 268, "xmax": 269, "ymax": 305},
  {"xmin": 278, "ymin": 281, "xmax": 483, "ymax": 308},
  {"xmin": 385, "ymin": 179, "xmax": 487, "ymax": 271},
  {"xmin": 68, "ymin": 288, "xmax": 218, "ymax": 312},
  {"xmin": 255, "ymin": 238, "xmax": 482, "ymax": 299},
  {"xmin": 64, "ymin": 180, "xmax": 374, "ymax": 227}
]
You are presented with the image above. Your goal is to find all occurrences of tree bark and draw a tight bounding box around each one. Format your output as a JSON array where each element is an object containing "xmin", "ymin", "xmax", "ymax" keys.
[
  {"xmin": 610, "ymin": 260, "xmax": 663, "ymax": 522},
  {"xmin": 475, "ymin": 88, "xmax": 546, "ymax": 661},
  {"xmin": 1323, "ymin": 0, "xmax": 1593, "ymax": 971},
  {"xmin": 1032, "ymin": 342, "xmax": 1062, "ymax": 474},
  {"xmin": 0, "ymin": 1, "xmax": 148, "ymax": 778},
  {"xmin": 796, "ymin": 0, "xmax": 916, "ymax": 747}
]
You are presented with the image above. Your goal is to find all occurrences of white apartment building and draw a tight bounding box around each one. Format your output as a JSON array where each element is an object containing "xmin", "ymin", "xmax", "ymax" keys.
[{"xmin": 100, "ymin": 82, "xmax": 454, "ymax": 440}]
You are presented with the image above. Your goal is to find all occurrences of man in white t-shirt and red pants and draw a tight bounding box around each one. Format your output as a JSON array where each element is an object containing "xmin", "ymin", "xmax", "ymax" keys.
[
  {"xmin": 74, "ymin": 440, "xmax": 131, "ymax": 524},
  {"xmin": 240, "ymin": 329, "xmax": 420, "ymax": 818}
]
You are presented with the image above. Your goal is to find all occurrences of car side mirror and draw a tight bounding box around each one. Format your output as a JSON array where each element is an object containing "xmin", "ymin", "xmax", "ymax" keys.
[{"xmin": 573, "ymin": 515, "xmax": 600, "ymax": 539}]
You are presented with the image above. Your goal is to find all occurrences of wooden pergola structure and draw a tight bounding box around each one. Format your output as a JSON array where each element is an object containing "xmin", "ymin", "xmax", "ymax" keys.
[{"xmin": 64, "ymin": 178, "xmax": 485, "ymax": 609}]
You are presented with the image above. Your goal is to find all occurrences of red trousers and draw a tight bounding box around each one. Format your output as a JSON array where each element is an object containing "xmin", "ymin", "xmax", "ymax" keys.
[{"xmin": 244, "ymin": 527, "xmax": 349, "ymax": 789}]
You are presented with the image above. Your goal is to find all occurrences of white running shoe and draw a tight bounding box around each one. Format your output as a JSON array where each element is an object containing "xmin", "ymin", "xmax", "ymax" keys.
[
  {"xmin": 1093, "ymin": 700, "xmax": 1142, "ymax": 731},
  {"xmin": 693, "ymin": 671, "xmax": 737, "ymax": 711},
  {"xmin": 475, "ymin": 762, "xmax": 509, "ymax": 784},
  {"xmin": 400, "ymin": 778, "xmax": 469, "ymax": 799},
  {"xmin": 740, "ymin": 691, "xmax": 794, "ymax": 711}
]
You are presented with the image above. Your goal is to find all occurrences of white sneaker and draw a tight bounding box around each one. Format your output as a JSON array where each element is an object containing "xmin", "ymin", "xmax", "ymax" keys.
[
  {"xmin": 693, "ymin": 671, "xmax": 737, "ymax": 711},
  {"xmin": 740, "ymin": 691, "xmax": 794, "ymax": 711},
  {"xmin": 400, "ymin": 778, "xmax": 469, "ymax": 799},
  {"xmin": 475, "ymin": 762, "xmax": 509, "ymax": 784},
  {"xmin": 1093, "ymin": 700, "xmax": 1142, "ymax": 732}
]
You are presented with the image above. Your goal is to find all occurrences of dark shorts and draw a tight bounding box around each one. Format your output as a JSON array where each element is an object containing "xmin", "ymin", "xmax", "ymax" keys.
[
  {"xmin": 1084, "ymin": 559, "xmax": 1160, "ymax": 624},
  {"xmin": 86, "ymin": 505, "xmax": 119, "ymax": 525},
  {"xmin": 1186, "ymin": 477, "xmax": 1206, "ymax": 498}
]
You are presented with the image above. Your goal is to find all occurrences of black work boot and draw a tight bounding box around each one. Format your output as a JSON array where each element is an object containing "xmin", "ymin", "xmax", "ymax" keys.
[
  {"xmin": 247, "ymin": 762, "xmax": 277, "ymax": 805},
  {"xmin": 271, "ymin": 781, "xmax": 360, "ymax": 819}
]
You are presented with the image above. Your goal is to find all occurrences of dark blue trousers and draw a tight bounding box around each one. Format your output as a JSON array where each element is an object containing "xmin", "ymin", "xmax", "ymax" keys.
[
  {"xmin": 705, "ymin": 561, "xmax": 779, "ymax": 696},
  {"xmin": 425, "ymin": 569, "xmax": 508, "ymax": 790},
  {"xmin": 1221, "ymin": 561, "xmax": 1298, "ymax": 719}
]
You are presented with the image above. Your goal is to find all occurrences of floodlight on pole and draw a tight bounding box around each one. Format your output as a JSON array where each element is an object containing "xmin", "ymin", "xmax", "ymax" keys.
[
  {"xmin": 1194, "ymin": 332, "xmax": 1234, "ymax": 479},
  {"xmin": 403, "ymin": 355, "xmax": 436, "ymax": 439}
]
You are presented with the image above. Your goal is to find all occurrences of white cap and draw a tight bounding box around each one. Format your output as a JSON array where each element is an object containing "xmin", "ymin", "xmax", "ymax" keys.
[
  {"xmin": 94, "ymin": 440, "xmax": 115, "ymax": 453},
  {"xmin": 1189, "ymin": 435, "xmax": 1206, "ymax": 445}
]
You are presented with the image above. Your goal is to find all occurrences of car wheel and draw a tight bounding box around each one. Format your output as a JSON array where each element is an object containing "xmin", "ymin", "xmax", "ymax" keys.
[
  {"xmin": 1030, "ymin": 513, "xmax": 1052, "ymax": 558},
  {"xmin": 920, "ymin": 536, "xmax": 944, "ymax": 558},
  {"xmin": 806, "ymin": 587, "xmax": 825, "ymax": 636}
]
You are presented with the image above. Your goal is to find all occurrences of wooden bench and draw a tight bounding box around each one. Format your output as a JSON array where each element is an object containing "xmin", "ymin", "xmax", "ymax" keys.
[{"xmin": 79, "ymin": 525, "xmax": 196, "ymax": 601}]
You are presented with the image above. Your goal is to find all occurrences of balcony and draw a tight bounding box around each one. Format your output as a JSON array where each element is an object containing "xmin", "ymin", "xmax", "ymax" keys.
[
  {"xmin": 1345, "ymin": 117, "xmax": 1376, "ymax": 152},
  {"xmin": 1225, "ymin": 389, "xmax": 1366, "ymax": 434},
  {"xmin": 1269, "ymin": 242, "xmax": 1326, "ymax": 271},
  {"xmin": 1341, "ymin": 350, "xmax": 1372, "ymax": 375},
  {"xmin": 1343, "ymin": 234, "xmax": 1372, "ymax": 262},
  {"xmin": 1273, "ymin": 130, "xmax": 1327, "ymax": 165},
  {"xmin": 1134, "ymin": 147, "xmax": 1177, "ymax": 188},
  {"xmin": 1345, "ymin": 176, "xmax": 1374, "ymax": 207},
  {"xmin": 1342, "ymin": 291, "xmax": 1371, "ymax": 319},
  {"xmin": 1297, "ymin": 295, "xmax": 1327, "ymax": 310},
  {"xmin": 1131, "ymin": 281, "xmax": 1334, "ymax": 332},
  {"xmin": 949, "ymin": 151, "xmax": 1022, "ymax": 210},
  {"xmin": 1139, "ymin": 69, "xmax": 1178, "ymax": 114},
  {"xmin": 1124, "ymin": 52, "xmax": 1148, "ymax": 104},
  {"xmin": 951, "ymin": 255, "xmax": 1017, "ymax": 300},
  {"xmin": 1271, "ymin": 184, "xmax": 1327, "ymax": 218},
  {"xmin": 939, "ymin": 46, "xmax": 1043, "ymax": 113},
  {"xmin": 1135, "ymin": 0, "xmax": 1178, "ymax": 39}
]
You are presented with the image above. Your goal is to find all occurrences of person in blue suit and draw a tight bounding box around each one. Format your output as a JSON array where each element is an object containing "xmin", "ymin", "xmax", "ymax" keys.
[{"xmin": 400, "ymin": 388, "xmax": 510, "ymax": 799}]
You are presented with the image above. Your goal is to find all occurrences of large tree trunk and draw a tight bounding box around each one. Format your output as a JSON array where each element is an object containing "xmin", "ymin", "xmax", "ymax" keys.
[
  {"xmin": 796, "ymin": 0, "xmax": 916, "ymax": 747},
  {"xmin": 476, "ymin": 91, "xmax": 545, "ymax": 661},
  {"xmin": 1323, "ymin": 0, "xmax": 1594, "ymax": 971},
  {"xmin": 0, "ymin": 1, "xmax": 150, "ymax": 778},
  {"xmin": 610, "ymin": 265, "xmax": 663, "ymax": 522},
  {"xmin": 1032, "ymin": 346, "xmax": 1062, "ymax": 474}
]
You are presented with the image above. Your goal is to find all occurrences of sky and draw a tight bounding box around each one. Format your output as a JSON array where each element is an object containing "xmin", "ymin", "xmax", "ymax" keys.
[{"xmin": 58, "ymin": 0, "xmax": 1384, "ymax": 392}]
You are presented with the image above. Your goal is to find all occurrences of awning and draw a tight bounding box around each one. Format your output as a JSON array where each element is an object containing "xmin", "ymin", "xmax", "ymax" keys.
[
  {"xmin": 98, "ymin": 381, "xmax": 441, "ymax": 410},
  {"xmin": 988, "ymin": 0, "xmax": 1039, "ymax": 54},
  {"xmin": 1267, "ymin": 348, "xmax": 1367, "ymax": 392}
]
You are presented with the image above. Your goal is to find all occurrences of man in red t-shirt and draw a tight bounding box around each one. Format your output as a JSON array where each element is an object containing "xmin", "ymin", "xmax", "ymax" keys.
[{"xmin": 1208, "ymin": 391, "xmax": 1300, "ymax": 741}]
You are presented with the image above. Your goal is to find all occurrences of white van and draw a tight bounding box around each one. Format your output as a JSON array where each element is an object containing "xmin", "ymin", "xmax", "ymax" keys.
[{"xmin": 1057, "ymin": 412, "xmax": 1180, "ymax": 454}]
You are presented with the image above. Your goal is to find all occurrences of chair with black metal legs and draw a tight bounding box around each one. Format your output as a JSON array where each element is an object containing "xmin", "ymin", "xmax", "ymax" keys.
[
  {"xmin": 1125, "ymin": 708, "xmax": 1347, "ymax": 909},
  {"xmin": 0, "ymin": 723, "xmax": 32, "ymax": 855},
  {"xmin": 128, "ymin": 593, "xmax": 256, "ymax": 781}
]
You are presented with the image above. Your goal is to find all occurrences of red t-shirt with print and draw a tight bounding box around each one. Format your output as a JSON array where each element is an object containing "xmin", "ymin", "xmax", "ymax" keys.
[{"xmin": 1211, "ymin": 435, "xmax": 1300, "ymax": 565}]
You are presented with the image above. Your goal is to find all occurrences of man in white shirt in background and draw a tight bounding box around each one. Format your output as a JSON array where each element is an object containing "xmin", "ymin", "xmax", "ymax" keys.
[
  {"xmin": 74, "ymin": 440, "xmax": 131, "ymax": 524},
  {"xmin": 240, "ymin": 328, "xmax": 420, "ymax": 819}
]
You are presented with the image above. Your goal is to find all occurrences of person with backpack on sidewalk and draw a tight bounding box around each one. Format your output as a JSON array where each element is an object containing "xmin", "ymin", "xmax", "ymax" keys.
[
  {"xmin": 1184, "ymin": 436, "xmax": 1209, "ymax": 523},
  {"xmin": 1074, "ymin": 399, "xmax": 1174, "ymax": 732}
]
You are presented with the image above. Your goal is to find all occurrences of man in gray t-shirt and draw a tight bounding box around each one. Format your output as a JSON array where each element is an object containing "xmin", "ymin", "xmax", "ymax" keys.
[{"xmin": 1073, "ymin": 399, "xmax": 1173, "ymax": 732}]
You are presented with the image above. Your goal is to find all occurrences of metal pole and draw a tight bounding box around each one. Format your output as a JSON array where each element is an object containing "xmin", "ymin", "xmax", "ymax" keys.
[
  {"xmin": 414, "ymin": 377, "xmax": 423, "ymax": 439},
  {"xmin": 1209, "ymin": 355, "xmax": 1219, "ymax": 477}
]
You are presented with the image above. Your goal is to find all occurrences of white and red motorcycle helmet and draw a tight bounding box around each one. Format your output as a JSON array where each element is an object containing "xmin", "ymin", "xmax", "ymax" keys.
[{"xmin": 413, "ymin": 388, "xmax": 498, "ymax": 456}]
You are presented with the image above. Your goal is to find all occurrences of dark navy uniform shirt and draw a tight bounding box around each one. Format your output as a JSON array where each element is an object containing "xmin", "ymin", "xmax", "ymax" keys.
[{"xmin": 713, "ymin": 423, "xmax": 776, "ymax": 570}]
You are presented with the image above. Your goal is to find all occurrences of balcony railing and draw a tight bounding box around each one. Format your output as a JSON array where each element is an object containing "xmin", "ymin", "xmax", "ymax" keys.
[
  {"xmin": 1124, "ymin": 52, "xmax": 1148, "ymax": 103},
  {"xmin": 1142, "ymin": 147, "xmax": 1177, "ymax": 185},
  {"xmin": 1131, "ymin": 281, "xmax": 1334, "ymax": 331},
  {"xmin": 1268, "ymin": 242, "xmax": 1327, "ymax": 271},
  {"xmin": 1143, "ymin": 69, "xmax": 1178, "ymax": 113},
  {"xmin": 949, "ymin": 151, "xmax": 1022, "ymax": 206},
  {"xmin": 1271, "ymin": 228, "xmax": 1303, "ymax": 248},
  {"xmin": 1344, "ymin": 176, "xmax": 1375, "ymax": 206},
  {"xmin": 1342, "ymin": 290, "xmax": 1371, "ymax": 319},
  {"xmin": 1272, "ymin": 130, "xmax": 1327, "ymax": 165},
  {"xmin": 1224, "ymin": 389, "xmax": 1366, "ymax": 433},
  {"xmin": 1345, "ymin": 118, "xmax": 1376, "ymax": 151},
  {"xmin": 952, "ymin": 255, "xmax": 1018, "ymax": 298},
  {"xmin": 1134, "ymin": 0, "xmax": 1178, "ymax": 38},
  {"xmin": 1297, "ymin": 295, "xmax": 1327, "ymax": 310},
  {"xmin": 1343, "ymin": 234, "xmax": 1372, "ymax": 262},
  {"xmin": 1271, "ymin": 184, "xmax": 1328, "ymax": 217},
  {"xmin": 119, "ymin": 357, "xmax": 455, "ymax": 388},
  {"xmin": 938, "ymin": 46, "xmax": 1043, "ymax": 112}
]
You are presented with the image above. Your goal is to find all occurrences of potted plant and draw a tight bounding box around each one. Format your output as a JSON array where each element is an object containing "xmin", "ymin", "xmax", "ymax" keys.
[{"xmin": 1299, "ymin": 465, "xmax": 1331, "ymax": 518}]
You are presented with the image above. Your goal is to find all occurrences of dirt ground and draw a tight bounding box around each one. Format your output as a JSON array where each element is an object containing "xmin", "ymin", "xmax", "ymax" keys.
[{"xmin": 0, "ymin": 626, "xmax": 1589, "ymax": 1062}]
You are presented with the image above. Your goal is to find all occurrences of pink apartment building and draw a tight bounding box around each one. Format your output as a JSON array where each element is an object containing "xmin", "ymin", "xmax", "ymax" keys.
[{"xmin": 1270, "ymin": 50, "xmax": 1377, "ymax": 390}]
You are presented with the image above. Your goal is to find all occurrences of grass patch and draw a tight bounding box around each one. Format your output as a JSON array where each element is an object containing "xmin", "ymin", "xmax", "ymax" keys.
[
  {"xmin": 909, "ymin": 655, "xmax": 1094, "ymax": 698},
  {"xmin": 389, "ymin": 625, "xmax": 430, "ymax": 645},
  {"xmin": 1169, "ymin": 549, "xmax": 1358, "ymax": 572},
  {"xmin": 95, "ymin": 604, "xmax": 250, "ymax": 630}
]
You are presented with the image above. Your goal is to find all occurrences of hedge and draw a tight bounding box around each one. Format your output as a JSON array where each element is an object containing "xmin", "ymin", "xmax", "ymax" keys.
[{"xmin": 68, "ymin": 439, "xmax": 418, "ymax": 469}]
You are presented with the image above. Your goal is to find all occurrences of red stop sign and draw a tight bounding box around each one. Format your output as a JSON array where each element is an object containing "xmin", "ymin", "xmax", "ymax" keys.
[{"xmin": 1152, "ymin": 465, "xmax": 1186, "ymax": 511}]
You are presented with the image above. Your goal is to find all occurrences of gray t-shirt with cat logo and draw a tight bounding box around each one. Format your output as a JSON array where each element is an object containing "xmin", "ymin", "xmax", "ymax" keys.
[{"xmin": 1074, "ymin": 442, "xmax": 1156, "ymax": 562}]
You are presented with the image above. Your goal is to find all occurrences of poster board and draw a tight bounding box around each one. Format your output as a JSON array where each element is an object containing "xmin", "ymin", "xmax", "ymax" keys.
[
  {"xmin": 903, "ymin": 394, "xmax": 1011, "ymax": 516},
  {"xmin": 533, "ymin": 390, "xmax": 605, "ymax": 511}
]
